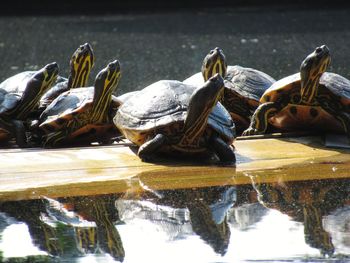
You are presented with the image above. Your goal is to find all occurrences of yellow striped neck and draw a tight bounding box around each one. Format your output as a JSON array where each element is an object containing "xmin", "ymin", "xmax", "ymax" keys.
[
  {"xmin": 299, "ymin": 45, "xmax": 331, "ymax": 105},
  {"xmin": 16, "ymin": 69, "xmax": 58, "ymax": 119},
  {"xmin": 90, "ymin": 71, "xmax": 120, "ymax": 123},
  {"xmin": 180, "ymin": 80, "xmax": 224, "ymax": 147},
  {"xmin": 69, "ymin": 54, "xmax": 94, "ymax": 89},
  {"xmin": 300, "ymin": 75, "xmax": 321, "ymax": 104},
  {"xmin": 180, "ymin": 106, "xmax": 212, "ymax": 146}
]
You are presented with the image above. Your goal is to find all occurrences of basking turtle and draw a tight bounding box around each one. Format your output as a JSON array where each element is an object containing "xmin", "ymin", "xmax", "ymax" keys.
[
  {"xmin": 38, "ymin": 60, "xmax": 121, "ymax": 147},
  {"xmin": 242, "ymin": 45, "xmax": 350, "ymax": 136},
  {"xmin": 109, "ymin": 90, "xmax": 139, "ymax": 115},
  {"xmin": 38, "ymin": 43, "xmax": 95, "ymax": 111},
  {"xmin": 184, "ymin": 47, "xmax": 275, "ymax": 134},
  {"xmin": 0, "ymin": 62, "xmax": 59, "ymax": 147},
  {"xmin": 113, "ymin": 74, "xmax": 236, "ymax": 163}
]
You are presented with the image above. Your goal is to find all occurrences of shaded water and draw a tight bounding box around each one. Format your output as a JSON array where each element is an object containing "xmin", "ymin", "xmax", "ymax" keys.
[{"xmin": 1, "ymin": 176, "xmax": 349, "ymax": 262}]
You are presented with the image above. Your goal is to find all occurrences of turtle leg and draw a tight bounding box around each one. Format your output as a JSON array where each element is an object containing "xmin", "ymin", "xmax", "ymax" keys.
[
  {"xmin": 317, "ymin": 96, "xmax": 350, "ymax": 135},
  {"xmin": 12, "ymin": 120, "xmax": 27, "ymax": 147},
  {"xmin": 208, "ymin": 135, "xmax": 236, "ymax": 164},
  {"xmin": 333, "ymin": 112, "xmax": 350, "ymax": 135},
  {"xmin": 0, "ymin": 117, "xmax": 27, "ymax": 147},
  {"xmin": 138, "ymin": 134, "xmax": 168, "ymax": 161},
  {"xmin": 319, "ymin": 105, "xmax": 350, "ymax": 136},
  {"xmin": 242, "ymin": 102, "xmax": 280, "ymax": 136},
  {"xmin": 43, "ymin": 130, "xmax": 68, "ymax": 148}
]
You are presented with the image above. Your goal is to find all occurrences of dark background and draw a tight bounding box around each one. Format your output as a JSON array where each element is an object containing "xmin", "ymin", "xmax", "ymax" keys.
[{"xmin": 0, "ymin": 2, "xmax": 350, "ymax": 95}]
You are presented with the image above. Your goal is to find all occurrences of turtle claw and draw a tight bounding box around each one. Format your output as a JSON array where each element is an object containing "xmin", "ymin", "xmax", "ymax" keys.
[
  {"xmin": 241, "ymin": 127, "xmax": 262, "ymax": 136},
  {"xmin": 42, "ymin": 131, "xmax": 67, "ymax": 148}
]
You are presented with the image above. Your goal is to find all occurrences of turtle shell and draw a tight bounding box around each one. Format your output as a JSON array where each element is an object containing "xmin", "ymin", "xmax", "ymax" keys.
[
  {"xmin": 225, "ymin": 65, "xmax": 276, "ymax": 106},
  {"xmin": 38, "ymin": 76, "xmax": 70, "ymax": 109},
  {"xmin": 184, "ymin": 65, "xmax": 275, "ymax": 104},
  {"xmin": 114, "ymin": 80, "xmax": 235, "ymax": 147},
  {"xmin": 39, "ymin": 87, "xmax": 95, "ymax": 132},
  {"xmin": 319, "ymin": 72, "xmax": 350, "ymax": 102},
  {"xmin": 184, "ymin": 65, "xmax": 275, "ymax": 135},
  {"xmin": 260, "ymin": 73, "xmax": 300, "ymax": 104},
  {"xmin": 39, "ymin": 85, "xmax": 119, "ymax": 143},
  {"xmin": 111, "ymin": 90, "xmax": 139, "ymax": 110},
  {"xmin": 260, "ymin": 72, "xmax": 350, "ymax": 132},
  {"xmin": 0, "ymin": 72, "xmax": 33, "ymax": 115}
]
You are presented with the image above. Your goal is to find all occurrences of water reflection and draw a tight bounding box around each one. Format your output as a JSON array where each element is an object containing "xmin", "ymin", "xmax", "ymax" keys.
[
  {"xmin": 116, "ymin": 186, "xmax": 236, "ymax": 256},
  {"xmin": 250, "ymin": 177, "xmax": 350, "ymax": 257},
  {"xmin": 0, "ymin": 195, "xmax": 125, "ymax": 261},
  {"xmin": 0, "ymin": 178, "xmax": 349, "ymax": 262}
]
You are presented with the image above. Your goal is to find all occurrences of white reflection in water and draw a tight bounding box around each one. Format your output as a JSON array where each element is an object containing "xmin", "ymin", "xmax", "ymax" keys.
[
  {"xmin": 0, "ymin": 223, "xmax": 44, "ymax": 258},
  {"xmin": 117, "ymin": 208, "xmax": 321, "ymax": 262},
  {"xmin": 118, "ymin": 220, "xmax": 220, "ymax": 263},
  {"xmin": 0, "ymin": 208, "xmax": 330, "ymax": 262},
  {"xmin": 324, "ymin": 205, "xmax": 350, "ymax": 254},
  {"xmin": 229, "ymin": 209, "xmax": 319, "ymax": 261},
  {"xmin": 77, "ymin": 254, "xmax": 117, "ymax": 263}
]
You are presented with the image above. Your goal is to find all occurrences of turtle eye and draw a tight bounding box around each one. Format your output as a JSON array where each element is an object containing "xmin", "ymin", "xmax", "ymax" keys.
[{"xmin": 315, "ymin": 47, "xmax": 322, "ymax": 53}]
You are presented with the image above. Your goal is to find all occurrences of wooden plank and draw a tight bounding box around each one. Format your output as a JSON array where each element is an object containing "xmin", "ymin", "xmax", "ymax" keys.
[{"xmin": 0, "ymin": 136, "xmax": 349, "ymax": 201}]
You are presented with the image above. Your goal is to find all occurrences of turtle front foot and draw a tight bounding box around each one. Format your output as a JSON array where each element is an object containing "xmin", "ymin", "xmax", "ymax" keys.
[
  {"xmin": 241, "ymin": 127, "xmax": 263, "ymax": 136},
  {"xmin": 42, "ymin": 131, "xmax": 67, "ymax": 148}
]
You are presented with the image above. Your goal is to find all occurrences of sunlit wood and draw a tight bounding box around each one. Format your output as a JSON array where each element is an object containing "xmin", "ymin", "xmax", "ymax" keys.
[{"xmin": 0, "ymin": 135, "xmax": 349, "ymax": 201}]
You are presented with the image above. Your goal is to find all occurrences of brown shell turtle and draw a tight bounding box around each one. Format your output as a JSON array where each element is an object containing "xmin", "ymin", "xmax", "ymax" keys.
[
  {"xmin": 242, "ymin": 45, "xmax": 350, "ymax": 137},
  {"xmin": 37, "ymin": 60, "xmax": 121, "ymax": 147}
]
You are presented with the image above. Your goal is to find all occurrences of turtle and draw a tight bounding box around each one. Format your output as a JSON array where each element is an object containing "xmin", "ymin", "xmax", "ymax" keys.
[
  {"xmin": 37, "ymin": 60, "xmax": 122, "ymax": 147},
  {"xmin": 113, "ymin": 73, "xmax": 236, "ymax": 163},
  {"xmin": 184, "ymin": 47, "xmax": 276, "ymax": 135},
  {"xmin": 242, "ymin": 45, "xmax": 350, "ymax": 137},
  {"xmin": 38, "ymin": 43, "xmax": 95, "ymax": 112},
  {"xmin": 109, "ymin": 90, "xmax": 139, "ymax": 115},
  {"xmin": 0, "ymin": 62, "xmax": 59, "ymax": 147}
]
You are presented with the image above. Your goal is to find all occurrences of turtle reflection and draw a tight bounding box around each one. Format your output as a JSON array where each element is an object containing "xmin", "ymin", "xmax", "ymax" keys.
[
  {"xmin": 116, "ymin": 185, "xmax": 236, "ymax": 256},
  {"xmin": 0, "ymin": 199, "xmax": 62, "ymax": 257},
  {"xmin": 0, "ymin": 195, "xmax": 125, "ymax": 262},
  {"xmin": 57, "ymin": 195, "xmax": 125, "ymax": 261},
  {"xmin": 250, "ymin": 178, "xmax": 350, "ymax": 257}
]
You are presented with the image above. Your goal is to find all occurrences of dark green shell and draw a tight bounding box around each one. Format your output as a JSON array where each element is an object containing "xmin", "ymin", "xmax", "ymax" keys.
[
  {"xmin": 225, "ymin": 65, "xmax": 276, "ymax": 102},
  {"xmin": 115, "ymin": 80, "xmax": 235, "ymax": 142},
  {"xmin": 39, "ymin": 76, "xmax": 70, "ymax": 108},
  {"xmin": 39, "ymin": 86, "xmax": 94, "ymax": 124},
  {"xmin": 319, "ymin": 72, "xmax": 350, "ymax": 100},
  {"xmin": 0, "ymin": 72, "xmax": 33, "ymax": 115}
]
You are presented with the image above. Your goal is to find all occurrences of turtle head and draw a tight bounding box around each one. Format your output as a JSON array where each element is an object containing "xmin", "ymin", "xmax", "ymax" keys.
[
  {"xmin": 182, "ymin": 73, "xmax": 225, "ymax": 145},
  {"xmin": 17, "ymin": 62, "xmax": 59, "ymax": 119},
  {"xmin": 300, "ymin": 45, "xmax": 331, "ymax": 104},
  {"xmin": 91, "ymin": 60, "xmax": 121, "ymax": 122},
  {"xmin": 201, "ymin": 47, "xmax": 227, "ymax": 82},
  {"xmin": 94, "ymin": 59, "xmax": 121, "ymax": 94},
  {"xmin": 30, "ymin": 62, "xmax": 59, "ymax": 94},
  {"xmin": 69, "ymin": 43, "xmax": 95, "ymax": 89}
]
